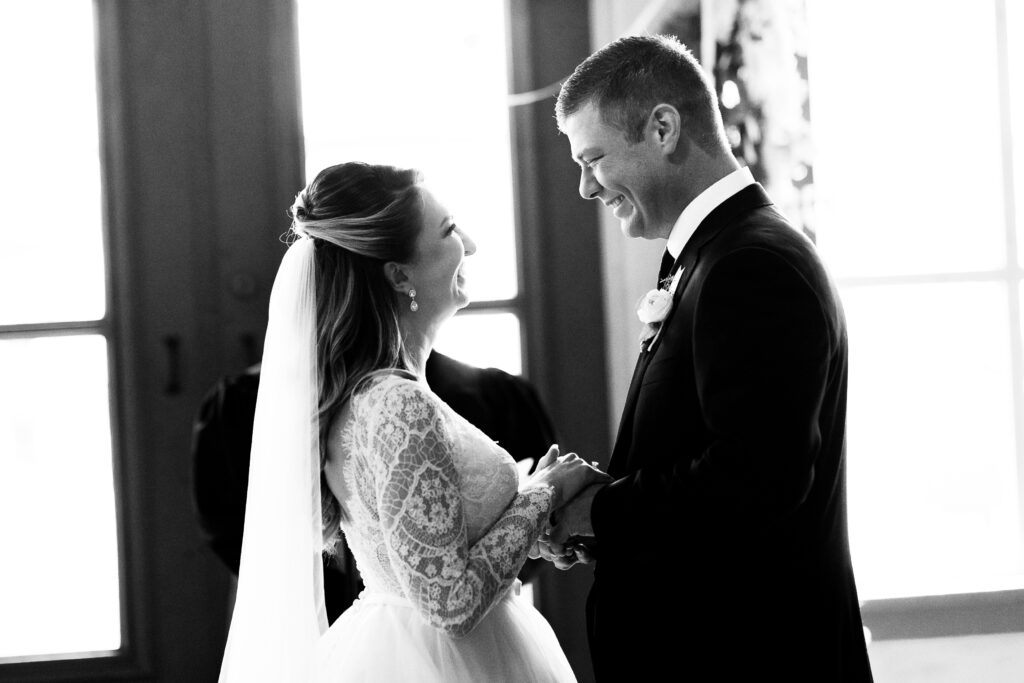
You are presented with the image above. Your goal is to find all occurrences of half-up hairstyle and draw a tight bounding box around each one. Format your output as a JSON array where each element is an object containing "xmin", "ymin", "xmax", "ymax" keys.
[{"xmin": 288, "ymin": 161, "xmax": 423, "ymax": 551}]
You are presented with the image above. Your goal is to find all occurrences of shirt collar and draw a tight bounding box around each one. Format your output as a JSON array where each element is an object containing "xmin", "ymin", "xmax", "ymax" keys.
[{"xmin": 666, "ymin": 166, "xmax": 755, "ymax": 258}]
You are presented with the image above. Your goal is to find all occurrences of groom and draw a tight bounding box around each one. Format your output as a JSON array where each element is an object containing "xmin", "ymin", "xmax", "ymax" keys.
[{"xmin": 541, "ymin": 35, "xmax": 873, "ymax": 681}]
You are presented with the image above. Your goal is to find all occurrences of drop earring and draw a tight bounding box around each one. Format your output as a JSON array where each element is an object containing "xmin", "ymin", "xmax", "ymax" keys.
[{"xmin": 408, "ymin": 288, "xmax": 418, "ymax": 312}]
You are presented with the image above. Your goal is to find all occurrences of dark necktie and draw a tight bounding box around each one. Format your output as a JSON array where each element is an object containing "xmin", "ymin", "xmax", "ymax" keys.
[{"xmin": 657, "ymin": 248, "xmax": 674, "ymax": 286}]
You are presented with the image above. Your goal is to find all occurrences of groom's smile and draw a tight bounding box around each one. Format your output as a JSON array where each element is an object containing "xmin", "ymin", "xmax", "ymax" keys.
[
  {"xmin": 606, "ymin": 194, "xmax": 634, "ymax": 220},
  {"xmin": 562, "ymin": 102, "xmax": 670, "ymax": 240}
]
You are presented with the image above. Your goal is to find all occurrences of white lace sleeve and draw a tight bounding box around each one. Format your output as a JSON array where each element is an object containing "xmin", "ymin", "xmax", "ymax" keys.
[{"xmin": 371, "ymin": 380, "xmax": 553, "ymax": 637}]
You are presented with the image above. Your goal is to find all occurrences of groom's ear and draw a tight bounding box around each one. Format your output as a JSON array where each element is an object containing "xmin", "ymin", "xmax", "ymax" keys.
[
  {"xmin": 383, "ymin": 261, "xmax": 411, "ymax": 295},
  {"xmin": 647, "ymin": 103, "xmax": 682, "ymax": 155}
]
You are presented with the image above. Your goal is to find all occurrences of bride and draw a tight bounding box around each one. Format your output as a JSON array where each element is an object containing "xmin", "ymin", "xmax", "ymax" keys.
[{"xmin": 218, "ymin": 162, "xmax": 605, "ymax": 682}]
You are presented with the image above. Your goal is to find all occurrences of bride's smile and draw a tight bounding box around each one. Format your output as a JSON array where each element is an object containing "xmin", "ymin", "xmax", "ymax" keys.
[{"xmin": 401, "ymin": 187, "xmax": 477, "ymax": 320}]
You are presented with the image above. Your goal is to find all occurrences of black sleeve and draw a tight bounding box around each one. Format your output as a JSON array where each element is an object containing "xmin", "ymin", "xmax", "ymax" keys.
[
  {"xmin": 479, "ymin": 368, "xmax": 558, "ymax": 469},
  {"xmin": 190, "ymin": 372, "xmax": 259, "ymax": 574}
]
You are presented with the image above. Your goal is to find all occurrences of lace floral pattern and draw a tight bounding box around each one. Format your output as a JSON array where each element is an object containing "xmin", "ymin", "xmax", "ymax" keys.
[{"xmin": 334, "ymin": 375, "xmax": 553, "ymax": 637}]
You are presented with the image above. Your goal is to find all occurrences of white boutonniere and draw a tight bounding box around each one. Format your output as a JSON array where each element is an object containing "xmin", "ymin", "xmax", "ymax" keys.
[{"xmin": 637, "ymin": 267, "xmax": 685, "ymax": 349}]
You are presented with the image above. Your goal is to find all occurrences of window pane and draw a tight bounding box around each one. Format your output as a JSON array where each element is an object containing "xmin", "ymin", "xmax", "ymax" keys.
[
  {"xmin": 1009, "ymin": 0, "xmax": 1024, "ymax": 267},
  {"xmin": 843, "ymin": 283, "xmax": 1022, "ymax": 599},
  {"xmin": 297, "ymin": 0, "xmax": 518, "ymax": 301},
  {"xmin": 434, "ymin": 312, "xmax": 522, "ymax": 376},
  {"xmin": 0, "ymin": 2, "xmax": 106, "ymax": 325},
  {"xmin": 807, "ymin": 0, "xmax": 1006, "ymax": 278},
  {"xmin": 0, "ymin": 335, "xmax": 120, "ymax": 657}
]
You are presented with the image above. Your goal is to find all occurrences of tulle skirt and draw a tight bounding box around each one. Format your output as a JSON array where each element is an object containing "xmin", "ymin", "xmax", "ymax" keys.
[{"xmin": 315, "ymin": 581, "xmax": 577, "ymax": 682}]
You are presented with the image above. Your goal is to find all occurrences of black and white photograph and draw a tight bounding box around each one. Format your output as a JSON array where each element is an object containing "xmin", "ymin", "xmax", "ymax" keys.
[{"xmin": 1, "ymin": 0, "xmax": 1023, "ymax": 681}]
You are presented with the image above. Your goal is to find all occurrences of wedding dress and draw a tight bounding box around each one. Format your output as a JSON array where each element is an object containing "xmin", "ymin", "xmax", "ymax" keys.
[{"xmin": 315, "ymin": 373, "xmax": 577, "ymax": 682}]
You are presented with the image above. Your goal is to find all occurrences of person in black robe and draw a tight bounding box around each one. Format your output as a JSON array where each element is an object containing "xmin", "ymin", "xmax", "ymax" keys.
[{"xmin": 191, "ymin": 350, "xmax": 557, "ymax": 623}]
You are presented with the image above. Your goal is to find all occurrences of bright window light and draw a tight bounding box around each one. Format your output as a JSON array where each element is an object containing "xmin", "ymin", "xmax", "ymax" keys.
[
  {"xmin": 808, "ymin": 0, "xmax": 1005, "ymax": 280},
  {"xmin": 807, "ymin": 0, "xmax": 1024, "ymax": 599},
  {"xmin": 296, "ymin": 0, "xmax": 519, "ymax": 304},
  {"xmin": 0, "ymin": 1, "xmax": 120, "ymax": 659},
  {"xmin": 842, "ymin": 283, "xmax": 1019, "ymax": 598},
  {"xmin": 1010, "ymin": 0, "xmax": 1024, "ymax": 266},
  {"xmin": 434, "ymin": 311, "xmax": 522, "ymax": 376},
  {"xmin": 0, "ymin": 336, "xmax": 120, "ymax": 657},
  {"xmin": 0, "ymin": 2, "xmax": 106, "ymax": 325}
]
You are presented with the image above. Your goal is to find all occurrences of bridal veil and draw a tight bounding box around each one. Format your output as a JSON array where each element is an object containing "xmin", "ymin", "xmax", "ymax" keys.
[{"xmin": 219, "ymin": 236, "xmax": 328, "ymax": 681}]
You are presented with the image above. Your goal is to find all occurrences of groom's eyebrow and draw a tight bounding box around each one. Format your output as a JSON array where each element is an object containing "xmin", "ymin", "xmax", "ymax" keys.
[{"xmin": 573, "ymin": 148, "xmax": 598, "ymax": 165}]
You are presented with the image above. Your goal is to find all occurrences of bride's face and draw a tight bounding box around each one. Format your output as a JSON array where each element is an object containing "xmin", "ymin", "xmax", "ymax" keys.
[{"xmin": 405, "ymin": 188, "xmax": 476, "ymax": 321}]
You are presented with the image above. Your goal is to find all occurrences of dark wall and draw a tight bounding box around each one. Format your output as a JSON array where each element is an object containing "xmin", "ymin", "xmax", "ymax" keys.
[
  {"xmin": 508, "ymin": 2, "xmax": 606, "ymax": 681},
  {"xmin": 98, "ymin": 1, "xmax": 302, "ymax": 680}
]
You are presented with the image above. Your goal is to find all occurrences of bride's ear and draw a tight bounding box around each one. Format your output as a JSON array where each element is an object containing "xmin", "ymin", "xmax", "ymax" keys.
[{"xmin": 383, "ymin": 261, "xmax": 411, "ymax": 295}]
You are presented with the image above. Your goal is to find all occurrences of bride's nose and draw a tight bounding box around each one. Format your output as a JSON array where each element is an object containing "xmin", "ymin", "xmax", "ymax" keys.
[{"xmin": 462, "ymin": 230, "xmax": 477, "ymax": 256}]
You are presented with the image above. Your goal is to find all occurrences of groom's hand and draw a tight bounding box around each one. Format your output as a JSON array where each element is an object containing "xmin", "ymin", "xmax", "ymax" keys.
[
  {"xmin": 535, "ymin": 535, "xmax": 597, "ymax": 569},
  {"xmin": 549, "ymin": 483, "xmax": 601, "ymax": 543},
  {"xmin": 531, "ymin": 517, "xmax": 569, "ymax": 564},
  {"xmin": 537, "ymin": 483, "xmax": 604, "ymax": 569},
  {"xmin": 534, "ymin": 535, "xmax": 576, "ymax": 568}
]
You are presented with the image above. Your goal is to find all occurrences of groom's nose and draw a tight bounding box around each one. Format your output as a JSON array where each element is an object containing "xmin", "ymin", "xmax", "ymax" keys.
[{"xmin": 579, "ymin": 168, "xmax": 601, "ymax": 200}]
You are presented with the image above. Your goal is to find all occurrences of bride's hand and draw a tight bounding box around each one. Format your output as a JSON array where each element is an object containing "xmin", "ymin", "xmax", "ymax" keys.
[
  {"xmin": 526, "ymin": 450, "xmax": 610, "ymax": 510},
  {"xmin": 533, "ymin": 444, "xmax": 560, "ymax": 473}
]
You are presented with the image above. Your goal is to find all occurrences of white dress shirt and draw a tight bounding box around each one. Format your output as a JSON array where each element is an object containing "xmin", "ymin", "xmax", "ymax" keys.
[{"xmin": 665, "ymin": 166, "xmax": 756, "ymax": 259}]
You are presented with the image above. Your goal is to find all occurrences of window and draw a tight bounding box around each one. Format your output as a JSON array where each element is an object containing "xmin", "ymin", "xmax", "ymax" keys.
[
  {"xmin": 0, "ymin": 0, "xmax": 122, "ymax": 662},
  {"xmin": 296, "ymin": 0, "xmax": 524, "ymax": 374},
  {"xmin": 806, "ymin": 0, "xmax": 1024, "ymax": 608}
]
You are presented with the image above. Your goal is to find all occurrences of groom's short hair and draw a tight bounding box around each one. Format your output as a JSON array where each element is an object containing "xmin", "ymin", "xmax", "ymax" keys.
[{"xmin": 555, "ymin": 34, "xmax": 728, "ymax": 155}]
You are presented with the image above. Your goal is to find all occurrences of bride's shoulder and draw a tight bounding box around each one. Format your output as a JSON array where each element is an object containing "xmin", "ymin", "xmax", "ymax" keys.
[{"xmin": 353, "ymin": 370, "xmax": 443, "ymax": 419}]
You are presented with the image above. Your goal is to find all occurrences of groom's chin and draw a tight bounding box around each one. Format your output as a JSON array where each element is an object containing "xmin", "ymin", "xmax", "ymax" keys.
[{"xmin": 621, "ymin": 218, "xmax": 645, "ymax": 239}]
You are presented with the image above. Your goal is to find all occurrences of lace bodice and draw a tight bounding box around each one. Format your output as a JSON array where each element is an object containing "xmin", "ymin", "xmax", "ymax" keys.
[{"xmin": 326, "ymin": 374, "xmax": 553, "ymax": 637}]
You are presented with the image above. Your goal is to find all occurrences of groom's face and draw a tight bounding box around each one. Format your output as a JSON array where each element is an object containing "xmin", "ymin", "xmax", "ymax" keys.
[{"xmin": 563, "ymin": 102, "xmax": 667, "ymax": 240}]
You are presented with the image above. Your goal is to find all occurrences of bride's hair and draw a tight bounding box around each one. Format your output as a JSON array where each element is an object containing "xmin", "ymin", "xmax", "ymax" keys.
[{"xmin": 288, "ymin": 161, "xmax": 423, "ymax": 550}]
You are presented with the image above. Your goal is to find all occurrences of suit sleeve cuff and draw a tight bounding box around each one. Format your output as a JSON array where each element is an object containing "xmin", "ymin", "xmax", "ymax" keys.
[{"xmin": 591, "ymin": 474, "xmax": 635, "ymax": 552}]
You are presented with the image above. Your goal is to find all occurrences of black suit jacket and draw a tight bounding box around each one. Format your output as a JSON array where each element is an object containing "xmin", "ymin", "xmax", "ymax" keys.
[{"xmin": 588, "ymin": 185, "xmax": 872, "ymax": 681}]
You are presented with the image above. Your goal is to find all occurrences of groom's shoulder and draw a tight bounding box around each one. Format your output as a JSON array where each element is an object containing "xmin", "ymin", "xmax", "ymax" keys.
[
  {"xmin": 692, "ymin": 222, "xmax": 840, "ymax": 327},
  {"xmin": 724, "ymin": 203, "xmax": 808, "ymax": 249},
  {"xmin": 708, "ymin": 206, "xmax": 824, "ymax": 276}
]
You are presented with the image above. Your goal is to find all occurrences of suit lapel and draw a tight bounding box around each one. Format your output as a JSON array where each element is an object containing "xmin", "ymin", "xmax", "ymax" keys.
[
  {"xmin": 607, "ymin": 184, "xmax": 773, "ymax": 477},
  {"xmin": 607, "ymin": 254, "xmax": 696, "ymax": 477},
  {"xmin": 609, "ymin": 352, "xmax": 650, "ymax": 476},
  {"xmin": 642, "ymin": 258, "xmax": 694, "ymax": 358}
]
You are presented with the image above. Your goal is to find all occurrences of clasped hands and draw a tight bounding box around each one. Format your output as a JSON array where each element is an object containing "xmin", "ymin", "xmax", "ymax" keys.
[{"xmin": 525, "ymin": 445, "xmax": 611, "ymax": 570}]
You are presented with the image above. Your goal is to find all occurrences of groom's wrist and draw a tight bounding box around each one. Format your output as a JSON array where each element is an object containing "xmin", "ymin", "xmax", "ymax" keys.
[
  {"xmin": 580, "ymin": 482, "xmax": 603, "ymax": 537},
  {"xmin": 589, "ymin": 479, "xmax": 615, "ymax": 544}
]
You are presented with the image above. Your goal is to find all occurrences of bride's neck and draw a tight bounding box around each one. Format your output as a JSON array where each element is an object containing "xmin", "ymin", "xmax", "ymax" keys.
[
  {"xmin": 400, "ymin": 310, "xmax": 453, "ymax": 381},
  {"xmin": 402, "ymin": 329, "xmax": 432, "ymax": 380}
]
